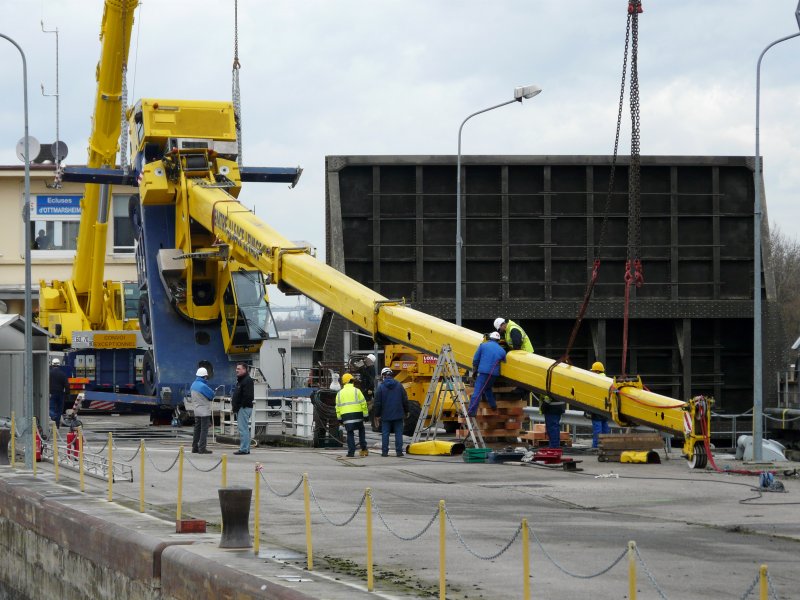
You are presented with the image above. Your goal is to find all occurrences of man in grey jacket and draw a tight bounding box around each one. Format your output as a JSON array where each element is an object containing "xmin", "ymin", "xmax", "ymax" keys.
[{"xmin": 190, "ymin": 367, "xmax": 215, "ymax": 454}]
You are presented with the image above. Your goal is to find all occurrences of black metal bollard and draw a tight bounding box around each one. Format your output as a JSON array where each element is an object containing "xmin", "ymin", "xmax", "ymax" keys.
[
  {"xmin": 218, "ymin": 486, "xmax": 252, "ymax": 548},
  {"xmin": 0, "ymin": 429, "xmax": 9, "ymax": 466}
]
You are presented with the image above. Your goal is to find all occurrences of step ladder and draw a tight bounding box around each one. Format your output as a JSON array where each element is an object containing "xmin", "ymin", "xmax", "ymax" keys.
[{"xmin": 410, "ymin": 344, "xmax": 485, "ymax": 448}]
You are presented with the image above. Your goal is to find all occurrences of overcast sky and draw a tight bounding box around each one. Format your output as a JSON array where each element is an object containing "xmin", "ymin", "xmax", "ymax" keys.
[{"xmin": 1, "ymin": 0, "xmax": 799, "ymax": 289}]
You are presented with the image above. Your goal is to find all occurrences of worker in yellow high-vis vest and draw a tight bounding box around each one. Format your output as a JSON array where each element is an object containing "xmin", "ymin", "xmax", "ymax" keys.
[{"xmin": 335, "ymin": 373, "xmax": 369, "ymax": 457}]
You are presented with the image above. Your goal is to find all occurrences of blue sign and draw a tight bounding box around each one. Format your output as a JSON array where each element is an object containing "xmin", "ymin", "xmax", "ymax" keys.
[{"xmin": 33, "ymin": 195, "xmax": 82, "ymax": 217}]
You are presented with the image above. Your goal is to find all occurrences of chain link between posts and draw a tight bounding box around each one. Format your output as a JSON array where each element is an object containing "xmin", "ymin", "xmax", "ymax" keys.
[
  {"xmin": 260, "ymin": 471, "xmax": 304, "ymax": 497},
  {"xmin": 184, "ymin": 454, "xmax": 223, "ymax": 472},
  {"xmin": 738, "ymin": 573, "xmax": 760, "ymax": 600},
  {"xmin": 767, "ymin": 573, "xmax": 780, "ymax": 600},
  {"xmin": 309, "ymin": 484, "xmax": 365, "ymax": 527},
  {"xmin": 528, "ymin": 525, "xmax": 627, "ymax": 579},
  {"xmin": 444, "ymin": 506, "xmax": 522, "ymax": 561},
  {"xmin": 371, "ymin": 500, "xmax": 440, "ymax": 542},
  {"xmin": 634, "ymin": 545, "xmax": 670, "ymax": 600}
]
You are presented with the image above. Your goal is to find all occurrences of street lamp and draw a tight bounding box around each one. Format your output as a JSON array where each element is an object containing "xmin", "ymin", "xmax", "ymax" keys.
[
  {"xmin": 455, "ymin": 85, "xmax": 542, "ymax": 326},
  {"xmin": 0, "ymin": 33, "xmax": 33, "ymax": 469},
  {"xmin": 752, "ymin": 1, "xmax": 800, "ymax": 462}
]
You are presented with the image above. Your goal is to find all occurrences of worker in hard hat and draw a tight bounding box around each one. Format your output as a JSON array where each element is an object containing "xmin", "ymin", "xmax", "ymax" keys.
[
  {"xmin": 374, "ymin": 367, "xmax": 410, "ymax": 457},
  {"xmin": 468, "ymin": 332, "xmax": 507, "ymax": 417},
  {"xmin": 190, "ymin": 366, "xmax": 215, "ymax": 454},
  {"xmin": 359, "ymin": 353, "xmax": 378, "ymax": 400},
  {"xmin": 493, "ymin": 318, "xmax": 534, "ymax": 352},
  {"xmin": 48, "ymin": 357, "xmax": 68, "ymax": 429},
  {"xmin": 588, "ymin": 361, "xmax": 611, "ymax": 448},
  {"xmin": 336, "ymin": 373, "xmax": 369, "ymax": 457}
]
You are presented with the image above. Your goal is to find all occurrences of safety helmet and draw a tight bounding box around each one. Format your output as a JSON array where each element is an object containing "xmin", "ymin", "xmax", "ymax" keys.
[
  {"xmin": 51, "ymin": 358, "xmax": 61, "ymax": 366},
  {"xmin": 493, "ymin": 317, "xmax": 506, "ymax": 331},
  {"xmin": 591, "ymin": 361, "xmax": 605, "ymax": 373},
  {"xmin": 366, "ymin": 353, "xmax": 376, "ymax": 364},
  {"xmin": 381, "ymin": 367, "xmax": 393, "ymax": 377},
  {"xmin": 341, "ymin": 373, "xmax": 354, "ymax": 384},
  {"xmin": 489, "ymin": 331, "xmax": 501, "ymax": 340},
  {"xmin": 196, "ymin": 367, "xmax": 209, "ymax": 377}
]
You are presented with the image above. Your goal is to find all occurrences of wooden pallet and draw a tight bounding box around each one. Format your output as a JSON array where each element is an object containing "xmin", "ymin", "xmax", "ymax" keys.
[{"xmin": 519, "ymin": 424, "xmax": 572, "ymax": 448}]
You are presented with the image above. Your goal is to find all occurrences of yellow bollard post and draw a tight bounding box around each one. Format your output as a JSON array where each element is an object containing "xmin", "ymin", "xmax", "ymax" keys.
[
  {"xmin": 254, "ymin": 464, "xmax": 261, "ymax": 555},
  {"xmin": 78, "ymin": 426, "xmax": 85, "ymax": 492},
  {"xmin": 52, "ymin": 422, "xmax": 59, "ymax": 482},
  {"xmin": 439, "ymin": 500, "xmax": 446, "ymax": 600},
  {"xmin": 139, "ymin": 439, "xmax": 145, "ymax": 513},
  {"xmin": 522, "ymin": 518, "xmax": 530, "ymax": 600},
  {"xmin": 303, "ymin": 473, "xmax": 313, "ymax": 570},
  {"xmin": 628, "ymin": 541, "xmax": 637, "ymax": 600},
  {"xmin": 176, "ymin": 446, "xmax": 184, "ymax": 521},
  {"xmin": 759, "ymin": 564, "xmax": 768, "ymax": 600},
  {"xmin": 10, "ymin": 411, "xmax": 15, "ymax": 468},
  {"xmin": 221, "ymin": 453, "xmax": 228, "ymax": 487},
  {"xmin": 366, "ymin": 488, "xmax": 374, "ymax": 592},
  {"xmin": 107, "ymin": 432, "xmax": 113, "ymax": 501},
  {"xmin": 32, "ymin": 416, "xmax": 37, "ymax": 476}
]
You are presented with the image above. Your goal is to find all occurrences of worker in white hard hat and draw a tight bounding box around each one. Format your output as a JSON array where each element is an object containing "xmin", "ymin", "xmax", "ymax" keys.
[
  {"xmin": 355, "ymin": 353, "xmax": 378, "ymax": 400},
  {"xmin": 49, "ymin": 357, "xmax": 68, "ymax": 429},
  {"xmin": 467, "ymin": 331, "xmax": 507, "ymax": 416},
  {"xmin": 588, "ymin": 361, "xmax": 611, "ymax": 448},
  {"xmin": 190, "ymin": 365, "xmax": 215, "ymax": 454},
  {"xmin": 493, "ymin": 318, "xmax": 534, "ymax": 352}
]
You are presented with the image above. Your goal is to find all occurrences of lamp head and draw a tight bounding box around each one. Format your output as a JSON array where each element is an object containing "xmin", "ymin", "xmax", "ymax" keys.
[{"xmin": 514, "ymin": 85, "xmax": 542, "ymax": 101}]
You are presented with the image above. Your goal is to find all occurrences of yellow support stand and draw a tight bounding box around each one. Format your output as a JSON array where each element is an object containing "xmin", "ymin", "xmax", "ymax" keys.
[
  {"xmin": 628, "ymin": 541, "xmax": 637, "ymax": 600},
  {"xmin": 439, "ymin": 500, "xmax": 446, "ymax": 600},
  {"xmin": 176, "ymin": 446, "xmax": 184, "ymax": 521},
  {"xmin": 139, "ymin": 439, "xmax": 145, "ymax": 513},
  {"xmin": 303, "ymin": 473, "xmax": 313, "ymax": 570},
  {"xmin": 366, "ymin": 488, "xmax": 373, "ymax": 592},
  {"xmin": 522, "ymin": 518, "xmax": 530, "ymax": 600},
  {"xmin": 52, "ymin": 422, "xmax": 59, "ymax": 482},
  {"xmin": 759, "ymin": 565, "xmax": 768, "ymax": 600},
  {"xmin": 78, "ymin": 426, "xmax": 85, "ymax": 492},
  {"xmin": 10, "ymin": 411, "xmax": 15, "ymax": 468},
  {"xmin": 107, "ymin": 432, "xmax": 113, "ymax": 501},
  {"xmin": 254, "ymin": 464, "xmax": 261, "ymax": 555},
  {"xmin": 32, "ymin": 416, "xmax": 37, "ymax": 476}
]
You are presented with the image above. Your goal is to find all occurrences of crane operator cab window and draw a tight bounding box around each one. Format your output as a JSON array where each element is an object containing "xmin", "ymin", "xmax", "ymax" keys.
[{"xmin": 223, "ymin": 270, "xmax": 278, "ymax": 349}]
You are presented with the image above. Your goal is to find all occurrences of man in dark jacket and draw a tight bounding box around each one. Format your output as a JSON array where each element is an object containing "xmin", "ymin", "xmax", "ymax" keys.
[
  {"xmin": 468, "ymin": 332, "xmax": 507, "ymax": 416},
  {"xmin": 373, "ymin": 367, "xmax": 410, "ymax": 457},
  {"xmin": 49, "ymin": 358, "xmax": 69, "ymax": 428},
  {"xmin": 231, "ymin": 362, "xmax": 254, "ymax": 455}
]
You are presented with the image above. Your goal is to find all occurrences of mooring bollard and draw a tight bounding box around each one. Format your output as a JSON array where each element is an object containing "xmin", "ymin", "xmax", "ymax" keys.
[
  {"xmin": 0, "ymin": 427, "xmax": 10, "ymax": 466},
  {"xmin": 218, "ymin": 486, "xmax": 253, "ymax": 548}
]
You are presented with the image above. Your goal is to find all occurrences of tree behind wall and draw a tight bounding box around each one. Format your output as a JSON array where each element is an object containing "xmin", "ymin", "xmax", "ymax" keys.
[{"xmin": 769, "ymin": 223, "xmax": 800, "ymax": 353}]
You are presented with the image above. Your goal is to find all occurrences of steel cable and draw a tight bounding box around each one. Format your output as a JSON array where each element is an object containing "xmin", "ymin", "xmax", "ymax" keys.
[
  {"xmin": 444, "ymin": 506, "xmax": 522, "ymax": 561},
  {"xmin": 259, "ymin": 471, "xmax": 304, "ymax": 498},
  {"xmin": 528, "ymin": 525, "xmax": 627, "ymax": 579}
]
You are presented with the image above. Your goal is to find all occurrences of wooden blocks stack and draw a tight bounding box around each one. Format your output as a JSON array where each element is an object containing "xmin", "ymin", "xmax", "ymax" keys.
[
  {"xmin": 519, "ymin": 424, "xmax": 572, "ymax": 448},
  {"xmin": 458, "ymin": 386, "xmax": 526, "ymax": 443}
]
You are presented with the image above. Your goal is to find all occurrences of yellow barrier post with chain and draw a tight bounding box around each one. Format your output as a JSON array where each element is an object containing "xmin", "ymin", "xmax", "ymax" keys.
[
  {"xmin": 254, "ymin": 463, "xmax": 262, "ymax": 555},
  {"xmin": 78, "ymin": 426, "xmax": 85, "ymax": 491},
  {"xmin": 176, "ymin": 446, "xmax": 184, "ymax": 521},
  {"xmin": 52, "ymin": 422, "xmax": 59, "ymax": 482},
  {"xmin": 32, "ymin": 416, "xmax": 37, "ymax": 476},
  {"xmin": 10, "ymin": 411, "xmax": 15, "ymax": 468},
  {"xmin": 139, "ymin": 439, "xmax": 145, "ymax": 513},
  {"xmin": 439, "ymin": 499, "xmax": 446, "ymax": 600},
  {"xmin": 759, "ymin": 565, "xmax": 768, "ymax": 600},
  {"xmin": 522, "ymin": 518, "xmax": 530, "ymax": 600},
  {"xmin": 366, "ymin": 488, "xmax": 373, "ymax": 591},
  {"xmin": 221, "ymin": 453, "xmax": 227, "ymax": 487},
  {"xmin": 303, "ymin": 473, "xmax": 313, "ymax": 570},
  {"xmin": 628, "ymin": 541, "xmax": 637, "ymax": 600},
  {"xmin": 107, "ymin": 432, "xmax": 113, "ymax": 501}
]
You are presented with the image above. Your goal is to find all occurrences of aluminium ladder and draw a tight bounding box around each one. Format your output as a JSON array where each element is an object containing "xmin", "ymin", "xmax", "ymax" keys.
[{"xmin": 410, "ymin": 344, "xmax": 485, "ymax": 448}]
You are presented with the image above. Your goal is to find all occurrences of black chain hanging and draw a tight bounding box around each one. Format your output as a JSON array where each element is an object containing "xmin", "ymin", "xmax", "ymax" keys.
[{"xmin": 232, "ymin": 0, "xmax": 243, "ymax": 168}]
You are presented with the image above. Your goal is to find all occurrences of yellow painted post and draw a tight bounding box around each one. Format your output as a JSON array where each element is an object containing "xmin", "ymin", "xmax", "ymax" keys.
[
  {"xmin": 139, "ymin": 439, "xmax": 145, "ymax": 513},
  {"xmin": 10, "ymin": 411, "xmax": 15, "ymax": 468},
  {"xmin": 52, "ymin": 422, "xmax": 59, "ymax": 482},
  {"xmin": 439, "ymin": 500, "xmax": 446, "ymax": 600},
  {"xmin": 628, "ymin": 541, "xmax": 637, "ymax": 600},
  {"xmin": 78, "ymin": 426, "xmax": 85, "ymax": 492},
  {"xmin": 107, "ymin": 432, "xmax": 113, "ymax": 501},
  {"xmin": 176, "ymin": 446, "xmax": 184, "ymax": 521},
  {"xmin": 522, "ymin": 518, "xmax": 530, "ymax": 600},
  {"xmin": 303, "ymin": 473, "xmax": 313, "ymax": 570},
  {"xmin": 366, "ymin": 488, "xmax": 374, "ymax": 591},
  {"xmin": 759, "ymin": 565, "xmax": 768, "ymax": 600},
  {"xmin": 32, "ymin": 416, "xmax": 37, "ymax": 475},
  {"xmin": 221, "ymin": 453, "xmax": 228, "ymax": 487},
  {"xmin": 254, "ymin": 464, "xmax": 261, "ymax": 555}
]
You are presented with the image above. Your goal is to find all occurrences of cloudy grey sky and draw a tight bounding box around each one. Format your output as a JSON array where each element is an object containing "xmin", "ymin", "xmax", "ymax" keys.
[{"xmin": 1, "ymin": 0, "xmax": 799, "ymax": 264}]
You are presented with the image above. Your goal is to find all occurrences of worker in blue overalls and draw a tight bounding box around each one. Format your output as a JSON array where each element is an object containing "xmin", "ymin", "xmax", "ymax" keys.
[{"xmin": 468, "ymin": 332, "xmax": 507, "ymax": 417}]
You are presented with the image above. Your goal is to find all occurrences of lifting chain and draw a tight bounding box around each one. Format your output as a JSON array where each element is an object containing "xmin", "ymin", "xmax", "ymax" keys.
[
  {"xmin": 232, "ymin": 0, "xmax": 243, "ymax": 168},
  {"xmin": 119, "ymin": 1, "xmax": 130, "ymax": 175}
]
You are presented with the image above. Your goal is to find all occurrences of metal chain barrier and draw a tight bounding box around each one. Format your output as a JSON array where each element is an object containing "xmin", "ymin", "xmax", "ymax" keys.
[
  {"xmin": 184, "ymin": 454, "xmax": 223, "ymax": 472},
  {"xmin": 112, "ymin": 443, "xmax": 142, "ymax": 463},
  {"xmin": 144, "ymin": 444, "xmax": 181, "ymax": 473},
  {"xmin": 308, "ymin": 484, "xmax": 365, "ymax": 527},
  {"xmin": 444, "ymin": 506, "xmax": 522, "ymax": 561},
  {"xmin": 738, "ymin": 573, "xmax": 760, "ymax": 600},
  {"xmin": 260, "ymin": 471, "xmax": 304, "ymax": 498},
  {"xmin": 767, "ymin": 573, "xmax": 780, "ymax": 600},
  {"xmin": 528, "ymin": 525, "xmax": 627, "ymax": 579},
  {"xmin": 372, "ymin": 500, "xmax": 440, "ymax": 541},
  {"xmin": 634, "ymin": 545, "xmax": 670, "ymax": 600}
]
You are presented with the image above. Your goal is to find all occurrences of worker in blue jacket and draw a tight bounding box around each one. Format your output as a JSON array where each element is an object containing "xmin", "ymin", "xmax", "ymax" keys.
[
  {"xmin": 468, "ymin": 332, "xmax": 507, "ymax": 416},
  {"xmin": 373, "ymin": 367, "xmax": 410, "ymax": 457}
]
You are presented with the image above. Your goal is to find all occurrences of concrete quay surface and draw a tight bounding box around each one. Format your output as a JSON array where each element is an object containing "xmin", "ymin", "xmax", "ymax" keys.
[{"xmin": 32, "ymin": 415, "xmax": 800, "ymax": 599}]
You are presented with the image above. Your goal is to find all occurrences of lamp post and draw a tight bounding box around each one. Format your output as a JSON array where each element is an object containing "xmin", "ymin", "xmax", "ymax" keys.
[
  {"xmin": 455, "ymin": 85, "xmax": 542, "ymax": 326},
  {"xmin": 752, "ymin": 2, "xmax": 800, "ymax": 462},
  {"xmin": 0, "ymin": 33, "xmax": 33, "ymax": 469}
]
